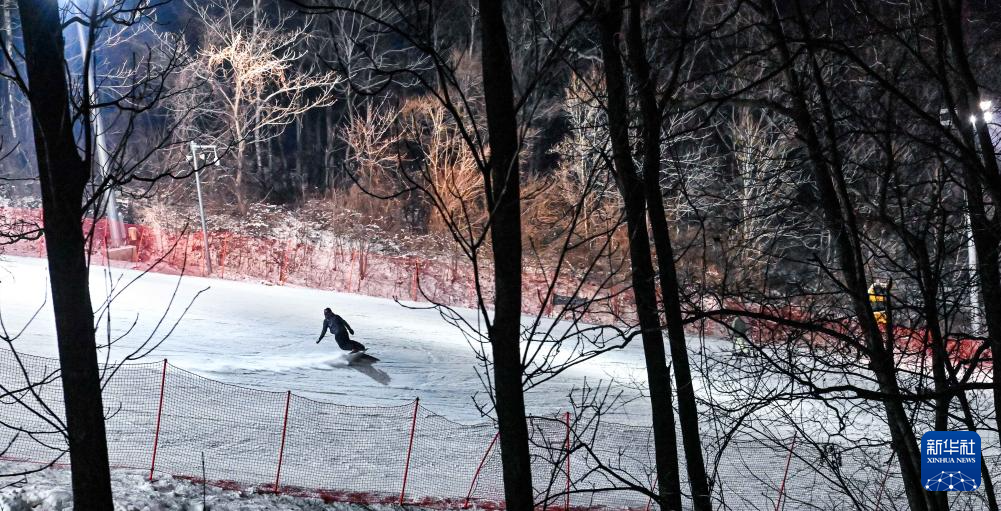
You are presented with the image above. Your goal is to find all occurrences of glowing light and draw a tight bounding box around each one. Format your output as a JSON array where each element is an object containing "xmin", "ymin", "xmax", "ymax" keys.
[{"xmin": 979, "ymin": 100, "xmax": 992, "ymax": 111}]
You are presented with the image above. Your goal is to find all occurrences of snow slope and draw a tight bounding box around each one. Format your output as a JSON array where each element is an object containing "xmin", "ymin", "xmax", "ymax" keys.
[
  {"xmin": 0, "ymin": 255, "xmax": 670, "ymax": 510},
  {"xmin": 4, "ymin": 255, "xmax": 999, "ymax": 510},
  {"xmin": 0, "ymin": 254, "xmax": 945, "ymax": 439},
  {"xmin": 0, "ymin": 255, "xmax": 656, "ymax": 424}
]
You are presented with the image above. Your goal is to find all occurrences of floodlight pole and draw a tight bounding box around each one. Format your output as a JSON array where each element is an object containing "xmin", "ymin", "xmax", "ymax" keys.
[
  {"xmin": 189, "ymin": 141, "xmax": 214, "ymax": 274},
  {"xmin": 75, "ymin": 12, "xmax": 125, "ymax": 247},
  {"xmin": 965, "ymin": 101, "xmax": 995, "ymax": 335},
  {"xmin": 964, "ymin": 198, "xmax": 981, "ymax": 335},
  {"xmin": 941, "ymin": 104, "xmax": 991, "ymax": 335}
]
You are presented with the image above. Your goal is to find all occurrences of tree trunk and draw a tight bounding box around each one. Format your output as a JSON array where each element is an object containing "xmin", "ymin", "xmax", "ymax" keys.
[
  {"xmin": 596, "ymin": 3, "xmax": 682, "ymax": 509},
  {"xmin": 917, "ymin": 254, "xmax": 951, "ymax": 432},
  {"xmin": 15, "ymin": 0, "xmax": 113, "ymax": 509},
  {"xmin": 786, "ymin": 81, "xmax": 935, "ymax": 511},
  {"xmin": 296, "ymin": 114, "xmax": 306, "ymax": 201},
  {"xmin": 960, "ymin": 160, "xmax": 1001, "ymax": 435},
  {"xmin": 325, "ymin": 106, "xmax": 336, "ymax": 193},
  {"xmin": 268, "ymin": 137, "xmax": 277, "ymax": 196},
  {"xmin": 935, "ymin": 0, "xmax": 1001, "ymax": 439},
  {"xmin": 478, "ymin": 2, "xmax": 533, "ymax": 510},
  {"xmin": 913, "ymin": 248, "xmax": 951, "ymax": 511},
  {"xmin": 767, "ymin": 4, "xmax": 937, "ymax": 508},
  {"xmin": 624, "ymin": 2, "xmax": 712, "ymax": 508},
  {"xmin": 235, "ymin": 138, "xmax": 248, "ymax": 214},
  {"xmin": 956, "ymin": 391, "xmax": 1000, "ymax": 511},
  {"xmin": 272, "ymin": 136, "xmax": 284, "ymax": 200}
]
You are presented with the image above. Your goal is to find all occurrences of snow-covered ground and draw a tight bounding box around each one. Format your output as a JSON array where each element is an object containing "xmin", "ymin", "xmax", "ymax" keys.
[
  {"xmin": 0, "ymin": 461, "xmax": 420, "ymax": 511},
  {"xmin": 6, "ymin": 255, "xmax": 996, "ymax": 510},
  {"xmin": 0, "ymin": 255, "xmax": 657, "ymax": 424},
  {"xmin": 0, "ymin": 255, "xmax": 674, "ymax": 509}
]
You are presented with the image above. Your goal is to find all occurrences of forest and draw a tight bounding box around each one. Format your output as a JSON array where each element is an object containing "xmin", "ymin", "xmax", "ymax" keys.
[{"xmin": 0, "ymin": 0, "xmax": 1000, "ymax": 510}]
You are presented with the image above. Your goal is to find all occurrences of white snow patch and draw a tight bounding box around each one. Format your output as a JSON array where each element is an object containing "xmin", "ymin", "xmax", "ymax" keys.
[{"xmin": 0, "ymin": 461, "xmax": 433, "ymax": 511}]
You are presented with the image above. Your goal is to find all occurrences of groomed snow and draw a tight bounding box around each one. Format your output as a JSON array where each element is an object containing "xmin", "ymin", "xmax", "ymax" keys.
[
  {"xmin": 3, "ymin": 255, "xmax": 997, "ymax": 510},
  {"xmin": 0, "ymin": 255, "xmax": 656, "ymax": 423},
  {"xmin": 0, "ymin": 255, "xmax": 667, "ymax": 510}
]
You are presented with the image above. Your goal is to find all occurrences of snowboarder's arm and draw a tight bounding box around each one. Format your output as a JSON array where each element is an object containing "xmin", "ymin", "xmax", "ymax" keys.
[
  {"xmin": 341, "ymin": 317, "xmax": 355, "ymax": 335},
  {"xmin": 317, "ymin": 321, "xmax": 327, "ymax": 343}
]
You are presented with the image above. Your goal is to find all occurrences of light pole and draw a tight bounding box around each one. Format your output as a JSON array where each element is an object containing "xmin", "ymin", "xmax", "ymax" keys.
[
  {"xmin": 186, "ymin": 142, "xmax": 220, "ymax": 274},
  {"xmin": 74, "ymin": 6, "xmax": 125, "ymax": 247},
  {"xmin": 941, "ymin": 100, "xmax": 995, "ymax": 334}
]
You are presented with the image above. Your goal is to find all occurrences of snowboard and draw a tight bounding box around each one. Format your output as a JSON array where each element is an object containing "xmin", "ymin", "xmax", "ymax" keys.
[{"xmin": 347, "ymin": 352, "xmax": 380, "ymax": 365}]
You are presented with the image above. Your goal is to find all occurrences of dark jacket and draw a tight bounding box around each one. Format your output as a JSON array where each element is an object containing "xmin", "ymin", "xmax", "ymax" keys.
[{"xmin": 319, "ymin": 314, "xmax": 354, "ymax": 341}]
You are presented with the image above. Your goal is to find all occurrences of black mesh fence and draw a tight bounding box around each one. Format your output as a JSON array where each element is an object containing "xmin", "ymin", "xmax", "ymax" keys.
[{"xmin": 1, "ymin": 348, "xmax": 996, "ymax": 510}]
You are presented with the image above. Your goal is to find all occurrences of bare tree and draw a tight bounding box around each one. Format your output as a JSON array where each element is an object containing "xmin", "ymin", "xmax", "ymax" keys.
[
  {"xmin": 182, "ymin": 0, "xmax": 339, "ymax": 213},
  {"xmin": 290, "ymin": 2, "xmax": 658, "ymax": 509},
  {"xmin": 677, "ymin": 3, "xmax": 1001, "ymax": 510},
  {"xmin": 1, "ymin": 0, "xmax": 196, "ymax": 507}
]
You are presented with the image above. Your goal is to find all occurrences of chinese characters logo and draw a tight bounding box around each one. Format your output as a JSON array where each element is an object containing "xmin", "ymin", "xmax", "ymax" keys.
[{"xmin": 921, "ymin": 431, "xmax": 981, "ymax": 492}]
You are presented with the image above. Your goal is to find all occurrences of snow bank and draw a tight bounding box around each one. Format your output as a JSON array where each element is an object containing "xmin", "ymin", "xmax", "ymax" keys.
[{"xmin": 0, "ymin": 461, "xmax": 420, "ymax": 511}]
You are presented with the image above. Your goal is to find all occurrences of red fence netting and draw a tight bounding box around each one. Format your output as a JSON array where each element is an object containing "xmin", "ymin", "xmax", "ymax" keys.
[
  {"xmin": 0, "ymin": 207, "xmax": 634, "ymax": 325},
  {"xmin": 1, "ymin": 208, "xmax": 997, "ymax": 510},
  {"xmin": 7, "ymin": 205, "xmax": 983, "ymax": 365},
  {"xmin": 2, "ymin": 348, "xmax": 998, "ymax": 510}
]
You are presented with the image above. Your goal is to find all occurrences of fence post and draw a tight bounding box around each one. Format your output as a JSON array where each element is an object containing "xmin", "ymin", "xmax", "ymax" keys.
[
  {"xmin": 542, "ymin": 289, "xmax": 554, "ymax": 317},
  {"xmin": 564, "ymin": 411, "xmax": 571, "ymax": 511},
  {"xmin": 171, "ymin": 233, "xmax": 178, "ymax": 267},
  {"xmin": 463, "ymin": 431, "xmax": 500, "ymax": 509},
  {"xmin": 134, "ymin": 228, "xmax": 144, "ymax": 263},
  {"xmin": 644, "ymin": 474, "xmax": 660, "ymax": 511},
  {"xmin": 359, "ymin": 250, "xmax": 367, "ymax": 283},
  {"xmin": 149, "ymin": 359, "xmax": 168, "ymax": 481},
  {"xmin": 412, "ymin": 259, "xmax": 419, "ymax": 301},
  {"xmin": 274, "ymin": 390, "xmax": 292, "ymax": 494},
  {"xmin": 774, "ymin": 432, "xmax": 797, "ymax": 511},
  {"xmin": 220, "ymin": 237, "xmax": 228, "ymax": 278},
  {"xmin": 400, "ymin": 397, "xmax": 419, "ymax": 505},
  {"xmin": 874, "ymin": 453, "xmax": 895, "ymax": 510},
  {"xmin": 278, "ymin": 241, "xmax": 291, "ymax": 285},
  {"xmin": 202, "ymin": 231, "xmax": 211, "ymax": 276},
  {"xmin": 347, "ymin": 250, "xmax": 356, "ymax": 291}
]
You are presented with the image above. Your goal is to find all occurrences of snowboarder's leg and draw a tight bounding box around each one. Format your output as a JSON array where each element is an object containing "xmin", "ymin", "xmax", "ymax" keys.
[
  {"xmin": 733, "ymin": 335, "xmax": 751, "ymax": 357},
  {"xmin": 334, "ymin": 333, "xmax": 353, "ymax": 351},
  {"xmin": 335, "ymin": 333, "xmax": 366, "ymax": 353}
]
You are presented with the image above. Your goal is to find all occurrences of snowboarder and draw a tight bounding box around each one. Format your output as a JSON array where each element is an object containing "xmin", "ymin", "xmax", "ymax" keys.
[
  {"xmin": 316, "ymin": 307, "xmax": 366, "ymax": 353},
  {"xmin": 730, "ymin": 316, "xmax": 753, "ymax": 357}
]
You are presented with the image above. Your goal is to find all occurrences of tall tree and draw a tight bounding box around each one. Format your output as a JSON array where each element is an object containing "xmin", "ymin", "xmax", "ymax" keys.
[
  {"xmin": 624, "ymin": 2, "xmax": 712, "ymax": 508},
  {"xmin": 478, "ymin": 2, "xmax": 534, "ymax": 508},
  {"xmin": 592, "ymin": 0, "xmax": 683, "ymax": 508},
  {"xmin": 0, "ymin": 0, "xmax": 16, "ymax": 140},
  {"xmin": 752, "ymin": 2, "xmax": 939, "ymax": 508},
  {"xmin": 14, "ymin": 0, "xmax": 113, "ymax": 508},
  {"xmin": 932, "ymin": 0, "xmax": 1001, "ymax": 438},
  {"xmin": 182, "ymin": 0, "xmax": 338, "ymax": 213}
]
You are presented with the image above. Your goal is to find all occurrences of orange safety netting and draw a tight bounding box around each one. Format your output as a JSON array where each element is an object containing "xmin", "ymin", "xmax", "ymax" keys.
[
  {"xmin": 2, "ymin": 348, "xmax": 999, "ymax": 510},
  {"xmin": 0, "ymin": 207, "xmax": 632, "ymax": 325}
]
